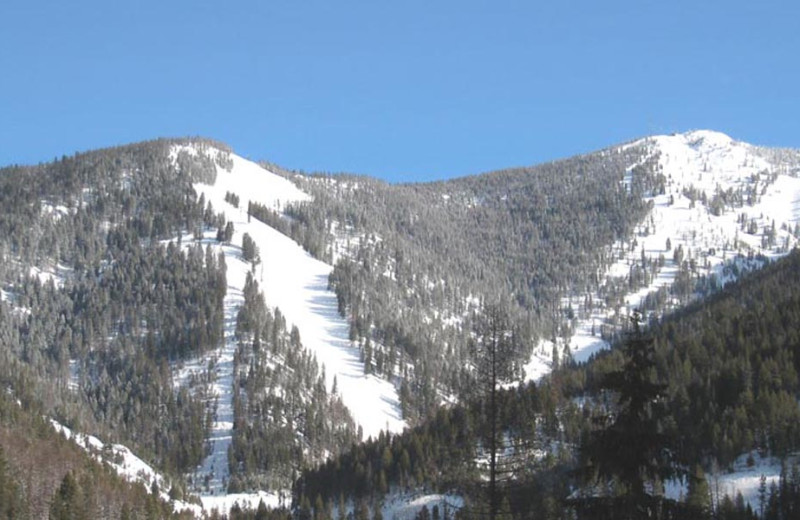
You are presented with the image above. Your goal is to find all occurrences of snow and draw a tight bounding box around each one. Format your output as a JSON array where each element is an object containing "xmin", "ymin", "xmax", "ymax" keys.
[
  {"xmin": 28, "ymin": 263, "xmax": 72, "ymax": 288},
  {"xmin": 189, "ymin": 145, "xmax": 407, "ymax": 443},
  {"xmin": 46, "ymin": 135, "xmax": 799, "ymax": 515},
  {"xmin": 185, "ymin": 241, "xmax": 243, "ymax": 497},
  {"xmin": 173, "ymin": 144, "xmax": 310, "ymax": 210},
  {"xmin": 254, "ymin": 226, "xmax": 406, "ymax": 439},
  {"xmin": 380, "ymin": 492, "xmax": 464, "ymax": 520},
  {"xmin": 524, "ymin": 130, "xmax": 800, "ymax": 382},
  {"xmin": 50, "ymin": 419, "xmax": 203, "ymax": 517},
  {"xmin": 712, "ymin": 452, "xmax": 783, "ymax": 512},
  {"xmin": 663, "ymin": 451, "xmax": 795, "ymax": 513},
  {"xmin": 166, "ymin": 145, "xmax": 408, "ymax": 514},
  {"xmin": 200, "ymin": 491, "xmax": 285, "ymax": 515},
  {"xmin": 40, "ymin": 201, "xmax": 70, "ymax": 220},
  {"xmin": 706, "ymin": 452, "xmax": 797, "ymax": 511},
  {"xmin": 173, "ymin": 235, "xmax": 303, "ymax": 512},
  {"xmin": 68, "ymin": 359, "xmax": 80, "ymax": 391},
  {"xmin": 53, "ymin": 241, "xmax": 283, "ymax": 517},
  {"xmin": 334, "ymin": 491, "xmax": 463, "ymax": 520}
]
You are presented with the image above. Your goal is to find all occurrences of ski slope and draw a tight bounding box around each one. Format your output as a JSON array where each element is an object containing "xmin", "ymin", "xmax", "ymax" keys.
[
  {"xmin": 525, "ymin": 130, "xmax": 800, "ymax": 380},
  {"xmin": 169, "ymin": 145, "xmax": 407, "ymax": 513},
  {"xmin": 186, "ymin": 146, "xmax": 406, "ymax": 442},
  {"xmin": 179, "ymin": 240, "xmax": 245, "ymax": 498}
]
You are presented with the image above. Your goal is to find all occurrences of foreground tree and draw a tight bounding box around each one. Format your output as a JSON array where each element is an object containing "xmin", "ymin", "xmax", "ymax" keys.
[
  {"xmin": 571, "ymin": 311, "xmax": 681, "ymax": 519},
  {"xmin": 469, "ymin": 301, "xmax": 522, "ymax": 520}
]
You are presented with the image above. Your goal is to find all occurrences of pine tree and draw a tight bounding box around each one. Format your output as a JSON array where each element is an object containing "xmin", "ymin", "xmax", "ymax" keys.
[
  {"xmin": 572, "ymin": 311, "xmax": 680, "ymax": 519},
  {"xmin": 687, "ymin": 464, "xmax": 711, "ymax": 518},
  {"xmin": 0, "ymin": 446, "xmax": 28, "ymax": 520},
  {"xmin": 49, "ymin": 472, "xmax": 83, "ymax": 520},
  {"xmin": 256, "ymin": 499, "xmax": 269, "ymax": 520},
  {"xmin": 470, "ymin": 301, "xmax": 520, "ymax": 520}
]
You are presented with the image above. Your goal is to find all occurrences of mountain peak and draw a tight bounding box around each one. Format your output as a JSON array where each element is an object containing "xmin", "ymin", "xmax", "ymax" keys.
[
  {"xmin": 681, "ymin": 128, "xmax": 736, "ymax": 146},
  {"xmin": 645, "ymin": 129, "xmax": 738, "ymax": 151}
]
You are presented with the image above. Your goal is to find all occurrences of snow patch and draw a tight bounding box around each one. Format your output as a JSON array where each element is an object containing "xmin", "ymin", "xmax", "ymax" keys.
[
  {"xmin": 28, "ymin": 263, "xmax": 72, "ymax": 288},
  {"xmin": 50, "ymin": 419, "xmax": 202, "ymax": 517},
  {"xmin": 381, "ymin": 492, "xmax": 464, "ymax": 520},
  {"xmin": 200, "ymin": 491, "xmax": 284, "ymax": 515}
]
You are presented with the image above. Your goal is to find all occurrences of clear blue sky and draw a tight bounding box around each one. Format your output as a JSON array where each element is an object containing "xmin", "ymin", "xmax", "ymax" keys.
[{"xmin": 1, "ymin": 0, "xmax": 798, "ymax": 182}]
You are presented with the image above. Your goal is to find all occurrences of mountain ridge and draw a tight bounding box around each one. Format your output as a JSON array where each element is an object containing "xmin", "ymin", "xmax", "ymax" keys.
[{"xmin": 1, "ymin": 129, "xmax": 799, "ymax": 517}]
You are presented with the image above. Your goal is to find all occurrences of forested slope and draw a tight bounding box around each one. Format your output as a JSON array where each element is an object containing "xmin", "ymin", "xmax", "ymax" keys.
[
  {"xmin": 274, "ymin": 144, "xmax": 661, "ymax": 421},
  {"xmin": 0, "ymin": 139, "xmax": 364, "ymax": 506},
  {"xmin": 579, "ymin": 245, "xmax": 800, "ymax": 466},
  {"xmin": 0, "ymin": 139, "xmax": 232, "ymax": 476},
  {"xmin": 0, "ymin": 367, "xmax": 195, "ymax": 519},
  {"xmin": 296, "ymin": 248, "xmax": 800, "ymax": 520}
]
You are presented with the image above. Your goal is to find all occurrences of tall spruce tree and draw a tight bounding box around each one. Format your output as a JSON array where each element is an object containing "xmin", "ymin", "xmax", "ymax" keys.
[{"xmin": 572, "ymin": 311, "xmax": 680, "ymax": 519}]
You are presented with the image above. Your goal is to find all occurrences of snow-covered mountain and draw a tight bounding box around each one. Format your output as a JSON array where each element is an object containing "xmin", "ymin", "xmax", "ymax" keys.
[
  {"xmin": 182, "ymin": 144, "xmax": 407, "ymax": 436},
  {"xmin": 2, "ymin": 130, "xmax": 799, "ymax": 517},
  {"xmin": 169, "ymin": 130, "xmax": 800, "ymax": 513},
  {"xmin": 526, "ymin": 130, "xmax": 800, "ymax": 378},
  {"xmin": 163, "ymin": 145, "xmax": 407, "ymax": 511}
]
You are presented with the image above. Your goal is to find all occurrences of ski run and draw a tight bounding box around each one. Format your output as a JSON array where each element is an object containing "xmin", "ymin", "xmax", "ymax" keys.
[{"xmin": 169, "ymin": 145, "xmax": 406, "ymax": 511}]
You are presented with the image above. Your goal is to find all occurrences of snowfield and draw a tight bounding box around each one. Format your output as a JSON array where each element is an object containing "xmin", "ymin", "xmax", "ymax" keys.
[
  {"xmin": 187, "ymin": 148, "xmax": 407, "ymax": 437},
  {"xmin": 188, "ymin": 147, "xmax": 407, "ymax": 442}
]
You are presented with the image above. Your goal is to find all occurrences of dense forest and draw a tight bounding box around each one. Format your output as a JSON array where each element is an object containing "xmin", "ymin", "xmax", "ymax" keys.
[
  {"xmin": 261, "ymin": 146, "xmax": 665, "ymax": 422},
  {"xmin": 297, "ymin": 248, "xmax": 800, "ymax": 520},
  {"xmin": 229, "ymin": 272, "xmax": 359, "ymax": 492},
  {"xmin": 0, "ymin": 139, "xmax": 233, "ymax": 476},
  {"xmin": 0, "ymin": 139, "xmax": 356, "ymax": 513},
  {"xmin": 0, "ymin": 363, "xmax": 194, "ymax": 519}
]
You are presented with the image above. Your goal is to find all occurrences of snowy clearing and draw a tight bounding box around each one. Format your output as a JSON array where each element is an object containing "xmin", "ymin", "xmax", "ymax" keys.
[
  {"xmin": 380, "ymin": 492, "xmax": 464, "ymax": 520},
  {"xmin": 664, "ymin": 451, "xmax": 796, "ymax": 512}
]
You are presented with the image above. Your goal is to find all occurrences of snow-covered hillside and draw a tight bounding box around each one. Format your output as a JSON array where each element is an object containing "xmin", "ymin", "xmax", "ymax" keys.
[
  {"xmin": 526, "ymin": 130, "xmax": 800, "ymax": 378},
  {"xmin": 4, "ymin": 131, "xmax": 792, "ymax": 517},
  {"xmin": 517, "ymin": 132, "xmax": 800, "ymax": 508},
  {"xmin": 167, "ymin": 147, "xmax": 407, "ymax": 509},
  {"xmin": 166, "ymin": 146, "xmax": 407, "ymax": 512},
  {"xmin": 50, "ymin": 420, "xmax": 203, "ymax": 516},
  {"xmin": 187, "ymin": 147, "xmax": 407, "ymax": 439}
]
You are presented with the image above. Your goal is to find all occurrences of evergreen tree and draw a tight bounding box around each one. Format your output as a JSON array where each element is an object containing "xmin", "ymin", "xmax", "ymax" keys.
[
  {"xmin": 0, "ymin": 446, "xmax": 27, "ymax": 520},
  {"xmin": 243, "ymin": 232, "xmax": 260, "ymax": 264},
  {"xmin": 470, "ymin": 301, "xmax": 520, "ymax": 520},
  {"xmin": 572, "ymin": 312, "xmax": 679, "ymax": 519},
  {"xmin": 49, "ymin": 472, "xmax": 83, "ymax": 520},
  {"xmin": 686, "ymin": 465, "xmax": 712, "ymax": 519}
]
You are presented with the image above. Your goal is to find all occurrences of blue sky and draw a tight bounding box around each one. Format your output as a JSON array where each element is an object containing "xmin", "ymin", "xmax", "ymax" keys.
[{"xmin": 1, "ymin": 0, "xmax": 797, "ymax": 182}]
